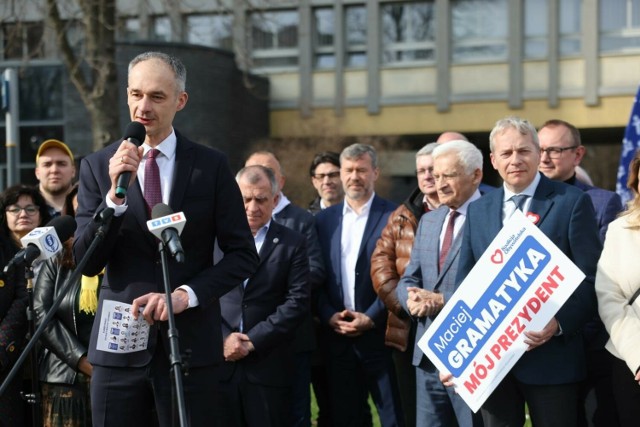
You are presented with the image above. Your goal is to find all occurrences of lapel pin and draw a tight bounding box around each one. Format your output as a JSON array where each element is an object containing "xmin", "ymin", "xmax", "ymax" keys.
[
  {"xmin": 273, "ymin": 237, "xmax": 279, "ymax": 244},
  {"xmin": 525, "ymin": 212, "xmax": 540, "ymax": 224}
]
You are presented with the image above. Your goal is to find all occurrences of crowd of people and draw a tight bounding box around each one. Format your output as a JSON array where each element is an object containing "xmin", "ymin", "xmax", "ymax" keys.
[{"xmin": 0, "ymin": 50, "xmax": 638, "ymax": 427}]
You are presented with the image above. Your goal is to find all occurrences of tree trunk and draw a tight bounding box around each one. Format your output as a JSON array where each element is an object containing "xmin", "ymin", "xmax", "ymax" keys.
[
  {"xmin": 87, "ymin": 88, "xmax": 121, "ymax": 152},
  {"xmin": 45, "ymin": 0, "xmax": 121, "ymax": 152}
]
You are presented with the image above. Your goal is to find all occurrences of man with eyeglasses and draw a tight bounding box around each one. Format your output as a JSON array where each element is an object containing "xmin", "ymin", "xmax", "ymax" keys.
[
  {"xmin": 370, "ymin": 142, "xmax": 439, "ymax": 427},
  {"xmin": 538, "ymin": 119, "xmax": 622, "ymax": 427},
  {"xmin": 538, "ymin": 119, "xmax": 622, "ymax": 242},
  {"xmin": 307, "ymin": 150, "xmax": 349, "ymax": 427},
  {"xmin": 396, "ymin": 140, "xmax": 484, "ymax": 427},
  {"xmin": 309, "ymin": 152, "xmax": 344, "ymax": 215}
]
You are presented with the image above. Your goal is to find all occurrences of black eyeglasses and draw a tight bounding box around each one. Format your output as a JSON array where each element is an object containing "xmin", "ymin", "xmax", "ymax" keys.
[
  {"xmin": 6, "ymin": 205, "xmax": 39, "ymax": 216},
  {"xmin": 312, "ymin": 171, "xmax": 340, "ymax": 180},
  {"xmin": 540, "ymin": 145, "xmax": 579, "ymax": 159}
]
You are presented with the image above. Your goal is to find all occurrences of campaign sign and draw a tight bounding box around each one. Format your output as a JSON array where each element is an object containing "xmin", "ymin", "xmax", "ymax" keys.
[{"xmin": 417, "ymin": 210, "xmax": 586, "ymax": 412}]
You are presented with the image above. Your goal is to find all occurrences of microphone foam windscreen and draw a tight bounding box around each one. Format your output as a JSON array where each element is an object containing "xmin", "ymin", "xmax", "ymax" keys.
[
  {"xmin": 47, "ymin": 215, "xmax": 78, "ymax": 241},
  {"xmin": 151, "ymin": 203, "xmax": 173, "ymax": 219},
  {"xmin": 123, "ymin": 121, "xmax": 146, "ymax": 144}
]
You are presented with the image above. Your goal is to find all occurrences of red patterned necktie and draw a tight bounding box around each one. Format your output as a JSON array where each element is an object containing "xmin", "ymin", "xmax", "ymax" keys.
[
  {"xmin": 144, "ymin": 148, "xmax": 162, "ymax": 216},
  {"xmin": 439, "ymin": 210, "xmax": 459, "ymax": 272},
  {"xmin": 423, "ymin": 202, "xmax": 431, "ymax": 213}
]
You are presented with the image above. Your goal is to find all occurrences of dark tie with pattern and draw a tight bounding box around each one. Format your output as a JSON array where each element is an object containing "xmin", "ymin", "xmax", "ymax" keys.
[
  {"xmin": 144, "ymin": 148, "xmax": 162, "ymax": 215},
  {"xmin": 439, "ymin": 210, "xmax": 459, "ymax": 272},
  {"xmin": 423, "ymin": 202, "xmax": 431, "ymax": 213}
]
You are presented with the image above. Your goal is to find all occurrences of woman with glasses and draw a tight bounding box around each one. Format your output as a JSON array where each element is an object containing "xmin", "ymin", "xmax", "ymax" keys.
[
  {"xmin": 0, "ymin": 184, "xmax": 51, "ymax": 426},
  {"xmin": 1, "ymin": 184, "xmax": 51, "ymax": 252}
]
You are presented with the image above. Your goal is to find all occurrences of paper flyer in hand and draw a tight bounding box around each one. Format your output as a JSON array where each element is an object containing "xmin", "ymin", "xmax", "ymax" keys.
[{"xmin": 96, "ymin": 299, "xmax": 150, "ymax": 353}]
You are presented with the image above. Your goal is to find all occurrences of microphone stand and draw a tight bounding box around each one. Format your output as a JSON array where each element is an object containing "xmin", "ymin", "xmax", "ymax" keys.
[
  {"xmin": 22, "ymin": 264, "xmax": 42, "ymax": 427},
  {"xmin": 157, "ymin": 241, "xmax": 189, "ymax": 427},
  {"xmin": 0, "ymin": 208, "xmax": 114, "ymax": 406}
]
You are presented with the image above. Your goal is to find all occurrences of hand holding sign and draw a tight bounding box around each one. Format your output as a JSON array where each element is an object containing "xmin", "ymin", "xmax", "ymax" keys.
[
  {"xmin": 523, "ymin": 317, "xmax": 559, "ymax": 350},
  {"xmin": 418, "ymin": 210, "xmax": 586, "ymax": 412}
]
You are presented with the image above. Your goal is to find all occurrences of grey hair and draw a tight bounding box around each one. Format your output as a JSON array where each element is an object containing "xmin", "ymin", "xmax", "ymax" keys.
[
  {"xmin": 432, "ymin": 140, "xmax": 483, "ymax": 175},
  {"xmin": 489, "ymin": 116, "xmax": 539, "ymax": 152},
  {"xmin": 416, "ymin": 142, "xmax": 439, "ymax": 158},
  {"xmin": 340, "ymin": 143, "xmax": 378, "ymax": 169},
  {"xmin": 128, "ymin": 51, "xmax": 187, "ymax": 93},
  {"xmin": 236, "ymin": 165, "xmax": 278, "ymax": 196}
]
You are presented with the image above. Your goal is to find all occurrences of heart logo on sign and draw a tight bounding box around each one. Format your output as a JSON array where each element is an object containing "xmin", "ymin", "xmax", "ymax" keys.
[
  {"xmin": 490, "ymin": 249, "xmax": 504, "ymax": 264},
  {"xmin": 526, "ymin": 212, "xmax": 540, "ymax": 224}
]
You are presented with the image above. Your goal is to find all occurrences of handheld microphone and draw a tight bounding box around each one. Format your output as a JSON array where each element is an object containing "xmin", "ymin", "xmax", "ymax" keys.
[
  {"xmin": 3, "ymin": 216, "xmax": 77, "ymax": 273},
  {"xmin": 115, "ymin": 121, "xmax": 146, "ymax": 199},
  {"xmin": 147, "ymin": 204, "xmax": 186, "ymax": 263}
]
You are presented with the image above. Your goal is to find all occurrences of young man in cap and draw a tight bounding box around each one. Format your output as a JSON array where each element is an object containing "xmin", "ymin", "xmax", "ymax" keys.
[{"xmin": 35, "ymin": 139, "xmax": 76, "ymax": 217}]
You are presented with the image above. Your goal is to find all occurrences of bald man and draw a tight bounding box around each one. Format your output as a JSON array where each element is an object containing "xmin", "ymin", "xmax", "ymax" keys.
[{"xmin": 437, "ymin": 131, "xmax": 468, "ymax": 144}]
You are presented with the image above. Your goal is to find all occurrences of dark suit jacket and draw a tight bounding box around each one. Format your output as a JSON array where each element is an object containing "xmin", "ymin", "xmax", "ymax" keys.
[
  {"xmin": 397, "ymin": 206, "xmax": 464, "ymax": 367},
  {"xmin": 73, "ymin": 130, "xmax": 259, "ymax": 369},
  {"xmin": 315, "ymin": 195, "xmax": 397, "ymax": 350},
  {"xmin": 573, "ymin": 179, "xmax": 623, "ymax": 349},
  {"xmin": 456, "ymin": 174, "xmax": 602, "ymax": 385},
  {"xmin": 0, "ymin": 244, "xmax": 27, "ymax": 373},
  {"xmin": 219, "ymin": 221, "xmax": 310, "ymax": 387},
  {"xmin": 273, "ymin": 201, "xmax": 325, "ymax": 352},
  {"xmin": 574, "ymin": 179, "xmax": 622, "ymax": 243}
]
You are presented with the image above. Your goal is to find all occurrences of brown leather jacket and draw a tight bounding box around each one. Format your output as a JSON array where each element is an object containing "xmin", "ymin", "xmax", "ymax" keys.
[{"xmin": 371, "ymin": 187, "xmax": 424, "ymax": 351}]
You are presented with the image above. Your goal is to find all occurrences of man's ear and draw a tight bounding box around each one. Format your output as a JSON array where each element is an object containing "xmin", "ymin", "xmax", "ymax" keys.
[
  {"xmin": 473, "ymin": 168, "xmax": 483, "ymax": 184},
  {"xmin": 176, "ymin": 92, "xmax": 188, "ymax": 111},
  {"xmin": 490, "ymin": 153, "xmax": 498, "ymax": 170},
  {"xmin": 574, "ymin": 145, "xmax": 586, "ymax": 166}
]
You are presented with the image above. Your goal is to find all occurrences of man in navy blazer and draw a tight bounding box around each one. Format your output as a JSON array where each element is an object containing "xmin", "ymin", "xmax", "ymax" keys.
[
  {"xmin": 244, "ymin": 151, "xmax": 325, "ymax": 426},
  {"xmin": 397, "ymin": 140, "xmax": 484, "ymax": 427},
  {"xmin": 538, "ymin": 119, "xmax": 622, "ymax": 427},
  {"xmin": 316, "ymin": 143, "xmax": 403, "ymax": 427},
  {"xmin": 454, "ymin": 116, "xmax": 602, "ymax": 427},
  {"xmin": 73, "ymin": 52, "xmax": 259, "ymax": 427},
  {"xmin": 218, "ymin": 165, "xmax": 310, "ymax": 426}
]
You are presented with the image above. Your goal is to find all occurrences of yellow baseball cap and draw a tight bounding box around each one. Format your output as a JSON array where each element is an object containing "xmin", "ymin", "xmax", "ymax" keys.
[{"xmin": 36, "ymin": 139, "xmax": 74, "ymax": 163}]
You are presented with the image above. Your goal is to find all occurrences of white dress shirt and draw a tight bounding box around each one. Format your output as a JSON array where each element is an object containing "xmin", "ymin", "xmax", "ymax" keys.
[
  {"xmin": 340, "ymin": 193, "xmax": 375, "ymax": 311},
  {"xmin": 501, "ymin": 172, "xmax": 541, "ymax": 221},
  {"xmin": 107, "ymin": 129, "xmax": 177, "ymax": 214},
  {"xmin": 104, "ymin": 129, "xmax": 198, "ymax": 306},
  {"xmin": 438, "ymin": 189, "xmax": 481, "ymax": 252}
]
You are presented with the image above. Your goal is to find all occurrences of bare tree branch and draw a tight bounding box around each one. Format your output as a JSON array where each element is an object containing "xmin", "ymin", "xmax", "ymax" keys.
[{"xmin": 44, "ymin": 0, "xmax": 120, "ymax": 150}]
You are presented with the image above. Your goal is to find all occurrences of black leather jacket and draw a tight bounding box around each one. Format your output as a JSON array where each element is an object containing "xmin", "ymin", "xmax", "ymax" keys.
[{"xmin": 33, "ymin": 258, "xmax": 88, "ymax": 384}]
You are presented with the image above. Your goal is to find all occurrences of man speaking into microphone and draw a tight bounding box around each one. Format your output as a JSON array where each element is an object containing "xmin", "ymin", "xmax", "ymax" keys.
[{"xmin": 73, "ymin": 51, "xmax": 259, "ymax": 427}]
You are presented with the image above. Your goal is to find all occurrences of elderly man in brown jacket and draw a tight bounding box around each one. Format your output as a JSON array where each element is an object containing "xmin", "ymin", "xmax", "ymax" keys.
[{"xmin": 371, "ymin": 142, "xmax": 439, "ymax": 427}]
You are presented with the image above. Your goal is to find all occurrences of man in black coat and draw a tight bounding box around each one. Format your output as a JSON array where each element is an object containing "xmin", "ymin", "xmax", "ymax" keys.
[{"xmin": 74, "ymin": 51, "xmax": 258, "ymax": 427}]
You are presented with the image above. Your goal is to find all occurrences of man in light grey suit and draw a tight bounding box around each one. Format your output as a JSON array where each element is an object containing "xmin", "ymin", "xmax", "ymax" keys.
[{"xmin": 397, "ymin": 140, "xmax": 484, "ymax": 427}]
